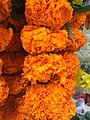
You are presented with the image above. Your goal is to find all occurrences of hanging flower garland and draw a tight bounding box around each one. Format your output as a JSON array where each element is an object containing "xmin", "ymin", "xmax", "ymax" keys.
[
  {"xmin": 20, "ymin": 0, "xmax": 90, "ymax": 119},
  {"xmin": 0, "ymin": 0, "xmax": 90, "ymax": 120}
]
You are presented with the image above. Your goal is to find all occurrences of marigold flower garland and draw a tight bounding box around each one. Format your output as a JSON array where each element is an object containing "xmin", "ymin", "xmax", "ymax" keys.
[
  {"xmin": 0, "ymin": 0, "xmax": 89, "ymax": 119},
  {"xmin": 19, "ymin": 0, "xmax": 87, "ymax": 119}
]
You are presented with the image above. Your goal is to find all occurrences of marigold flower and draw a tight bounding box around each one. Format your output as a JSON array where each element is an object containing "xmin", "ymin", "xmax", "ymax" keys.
[
  {"xmin": 70, "ymin": 13, "xmax": 86, "ymax": 29},
  {"xmin": 0, "ymin": 26, "xmax": 13, "ymax": 52},
  {"xmin": 25, "ymin": 0, "xmax": 73, "ymax": 29},
  {"xmin": 1, "ymin": 95, "xmax": 17, "ymax": 120},
  {"xmin": 1, "ymin": 95, "xmax": 33, "ymax": 120},
  {"xmin": 23, "ymin": 53, "xmax": 67, "ymax": 84},
  {"xmin": 21, "ymin": 25, "xmax": 69, "ymax": 55},
  {"xmin": 24, "ymin": 82, "xmax": 76, "ymax": 120},
  {"xmin": 66, "ymin": 28, "xmax": 86, "ymax": 52},
  {"xmin": 0, "ymin": 0, "xmax": 12, "ymax": 22},
  {"xmin": 64, "ymin": 52, "xmax": 80, "ymax": 77},
  {"xmin": 0, "ymin": 76, "xmax": 9, "ymax": 106},
  {"xmin": 0, "ymin": 79, "xmax": 76, "ymax": 120}
]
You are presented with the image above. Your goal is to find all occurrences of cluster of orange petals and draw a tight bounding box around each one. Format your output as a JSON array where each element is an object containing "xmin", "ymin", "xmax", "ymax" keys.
[
  {"xmin": 0, "ymin": 0, "xmax": 13, "ymax": 53},
  {"xmin": 23, "ymin": 53, "xmax": 80, "ymax": 84},
  {"xmin": 21, "ymin": 25, "xmax": 86, "ymax": 55},
  {"xmin": 0, "ymin": 26, "xmax": 13, "ymax": 52},
  {"xmin": 25, "ymin": 0, "xmax": 73, "ymax": 29},
  {"xmin": 23, "ymin": 53, "xmax": 67, "ymax": 84},
  {"xmin": 24, "ymin": 81, "xmax": 76, "ymax": 120},
  {"xmin": 0, "ymin": 0, "xmax": 12, "ymax": 22},
  {"xmin": 70, "ymin": 13, "xmax": 86, "ymax": 29},
  {"xmin": 21, "ymin": 25, "xmax": 68, "ymax": 54},
  {"xmin": 64, "ymin": 52, "xmax": 80, "ymax": 77},
  {"xmin": 66, "ymin": 28, "xmax": 86, "ymax": 52},
  {"xmin": 0, "ymin": 0, "xmax": 88, "ymax": 119},
  {"xmin": 0, "ymin": 0, "xmax": 27, "ymax": 113}
]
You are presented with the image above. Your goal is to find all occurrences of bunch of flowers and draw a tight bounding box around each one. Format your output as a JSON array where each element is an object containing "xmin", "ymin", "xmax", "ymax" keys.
[
  {"xmin": 0, "ymin": 0, "xmax": 26, "ymax": 114},
  {"xmin": 25, "ymin": 0, "xmax": 73, "ymax": 29},
  {"xmin": 0, "ymin": 0, "xmax": 89, "ymax": 120},
  {"xmin": 24, "ymin": 81, "xmax": 76, "ymax": 120},
  {"xmin": 20, "ymin": 0, "xmax": 90, "ymax": 119}
]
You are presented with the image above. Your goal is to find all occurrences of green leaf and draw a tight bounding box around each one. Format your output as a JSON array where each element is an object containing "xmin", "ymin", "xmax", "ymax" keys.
[
  {"xmin": 70, "ymin": 114, "xmax": 80, "ymax": 120},
  {"xmin": 85, "ymin": 111, "xmax": 90, "ymax": 119},
  {"xmin": 77, "ymin": 5, "xmax": 90, "ymax": 13},
  {"xmin": 72, "ymin": 4, "xmax": 83, "ymax": 12},
  {"xmin": 64, "ymin": 22, "xmax": 75, "ymax": 42},
  {"xmin": 79, "ymin": 116, "xmax": 87, "ymax": 120}
]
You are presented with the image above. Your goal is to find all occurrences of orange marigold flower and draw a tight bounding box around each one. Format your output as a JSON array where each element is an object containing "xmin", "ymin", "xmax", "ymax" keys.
[
  {"xmin": 25, "ymin": 0, "xmax": 73, "ymax": 29},
  {"xmin": 1, "ymin": 95, "xmax": 17, "ymax": 120},
  {"xmin": 66, "ymin": 28, "xmax": 86, "ymax": 52},
  {"xmin": 21, "ymin": 25, "xmax": 68, "ymax": 55},
  {"xmin": 5, "ymin": 33, "xmax": 22, "ymax": 52},
  {"xmin": 24, "ymin": 82, "xmax": 76, "ymax": 120},
  {"xmin": 0, "ymin": 76, "xmax": 9, "ymax": 106},
  {"xmin": 1, "ymin": 95, "xmax": 33, "ymax": 120},
  {"xmin": 70, "ymin": 13, "xmax": 86, "ymax": 29},
  {"xmin": 64, "ymin": 52, "xmax": 80, "ymax": 77},
  {"xmin": 0, "ymin": 26, "xmax": 13, "ymax": 52},
  {"xmin": 0, "ymin": 0, "xmax": 12, "ymax": 22},
  {"xmin": 23, "ymin": 53, "xmax": 67, "ymax": 84}
]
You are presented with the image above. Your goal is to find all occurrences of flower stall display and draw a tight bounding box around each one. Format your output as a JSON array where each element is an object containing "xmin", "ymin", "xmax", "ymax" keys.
[{"xmin": 0, "ymin": 0, "xmax": 90, "ymax": 120}]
